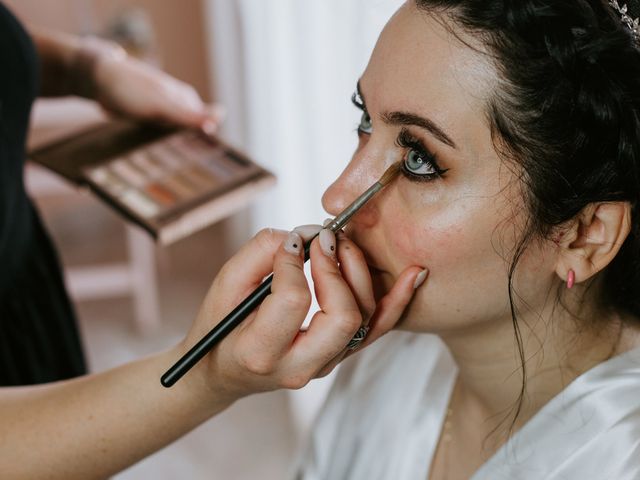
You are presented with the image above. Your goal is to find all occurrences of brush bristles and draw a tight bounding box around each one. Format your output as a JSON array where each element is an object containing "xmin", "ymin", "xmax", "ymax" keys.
[{"xmin": 378, "ymin": 162, "xmax": 401, "ymax": 186}]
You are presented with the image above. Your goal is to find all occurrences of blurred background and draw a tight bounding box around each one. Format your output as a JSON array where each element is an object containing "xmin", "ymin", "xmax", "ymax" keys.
[{"xmin": 7, "ymin": 0, "xmax": 402, "ymax": 478}]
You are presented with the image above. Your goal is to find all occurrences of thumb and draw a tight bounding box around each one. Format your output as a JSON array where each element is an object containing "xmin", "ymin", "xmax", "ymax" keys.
[{"xmin": 201, "ymin": 104, "xmax": 227, "ymax": 136}]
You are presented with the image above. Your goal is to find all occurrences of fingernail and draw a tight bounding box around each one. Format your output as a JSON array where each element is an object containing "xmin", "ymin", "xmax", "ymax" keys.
[
  {"xmin": 413, "ymin": 269, "xmax": 428, "ymax": 290},
  {"xmin": 210, "ymin": 104, "xmax": 227, "ymax": 122},
  {"xmin": 284, "ymin": 232, "xmax": 303, "ymax": 255},
  {"xmin": 202, "ymin": 119, "xmax": 218, "ymax": 136},
  {"xmin": 293, "ymin": 224, "xmax": 322, "ymax": 241},
  {"xmin": 319, "ymin": 229, "xmax": 336, "ymax": 259}
]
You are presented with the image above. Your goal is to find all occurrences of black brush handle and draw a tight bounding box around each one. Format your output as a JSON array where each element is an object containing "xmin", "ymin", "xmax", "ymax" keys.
[{"xmin": 161, "ymin": 241, "xmax": 313, "ymax": 387}]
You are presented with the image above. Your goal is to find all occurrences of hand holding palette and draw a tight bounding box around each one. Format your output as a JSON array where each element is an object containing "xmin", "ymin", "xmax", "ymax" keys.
[{"xmin": 29, "ymin": 121, "xmax": 275, "ymax": 244}]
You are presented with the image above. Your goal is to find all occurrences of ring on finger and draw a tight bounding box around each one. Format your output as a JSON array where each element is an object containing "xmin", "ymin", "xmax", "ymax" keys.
[{"xmin": 347, "ymin": 324, "xmax": 370, "ymax": 351}]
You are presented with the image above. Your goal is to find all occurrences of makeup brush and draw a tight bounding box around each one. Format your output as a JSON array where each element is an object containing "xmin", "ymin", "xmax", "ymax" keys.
[{"xmin": 161, "ymin": 162, "xmax": 401, "ymax": 387}]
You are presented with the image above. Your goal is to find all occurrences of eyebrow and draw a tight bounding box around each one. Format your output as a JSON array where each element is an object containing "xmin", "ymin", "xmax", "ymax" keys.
[{"xmin": 356, "ymin": 81, "xmax": 458, "ymax": 150}]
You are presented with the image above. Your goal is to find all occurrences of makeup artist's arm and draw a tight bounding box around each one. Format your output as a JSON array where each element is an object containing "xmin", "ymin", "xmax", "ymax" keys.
[
  {"xmin": 0, "ymin": 228, "xmax": 423, "ymax": 479},
  {"xmin": 32, "ymin": 29, "xmax": 223, "ymax": 131}
]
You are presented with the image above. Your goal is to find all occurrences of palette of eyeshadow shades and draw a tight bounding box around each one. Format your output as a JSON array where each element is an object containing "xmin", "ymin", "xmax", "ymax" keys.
[{"xmin": 29, "ymin": 120, "xmax": 276, "ymax": 245}]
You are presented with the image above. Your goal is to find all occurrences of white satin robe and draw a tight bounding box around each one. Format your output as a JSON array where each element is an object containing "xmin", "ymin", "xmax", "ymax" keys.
[{"xmin": 295, "ymin": 331, "xmax": 640, "ymax": 479}]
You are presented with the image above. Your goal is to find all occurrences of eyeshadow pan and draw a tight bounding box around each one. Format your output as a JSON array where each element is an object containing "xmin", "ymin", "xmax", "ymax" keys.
[
  {"xmin": 201, "ymin": 153, "xmax": 237, "ymax": 179},
  {"xmin": 111, "ymin": 158, "xmax": 147, "ymax": 188},
  {"xmin": 190, "ymin": 164, "xmax": 219, "ymax": 186},
  {"xmin": 130, "ymin": 151, "xmax": 164, "ymax": 180},
  {"xmin": 149, "ymin": 144, "xmax": 182, "ymax": 170},
  {"xmin": 94, "ymin": 131, "xmax": 254, "ymax": 220},
  {"xmin": 145, "ymin": 183, "xmax": 177, "ymax": 207},
  {"xmin": 86, "ymin": 166, "xmax": 128, "ymax": 197},
  {"xmin": 159, "ymin": 174, "xmax": 194, "ymax": 199},
  {"xmin": 86, "ymin": 166, "xmax": 109, "ymax": 184},
  {"xmin": 120, "ymin": 189, "xmax": 160, "ymax": 218}
]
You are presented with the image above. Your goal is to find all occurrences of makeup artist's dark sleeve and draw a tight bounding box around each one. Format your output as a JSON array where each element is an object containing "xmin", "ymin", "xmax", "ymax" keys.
[{"xmin": 0, "ymin": 2, "xmax": 86, "ymax": 386}]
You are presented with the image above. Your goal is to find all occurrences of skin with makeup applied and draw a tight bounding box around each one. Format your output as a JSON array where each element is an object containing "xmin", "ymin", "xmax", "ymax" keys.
[{"xmin": 321, "ymin": 2, "xmax": 640, "ymax": 478}]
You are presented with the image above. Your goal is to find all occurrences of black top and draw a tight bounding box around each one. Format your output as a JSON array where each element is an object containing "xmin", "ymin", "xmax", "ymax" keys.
[{"xmin": 0, "ymin": 2, "xmax": 86, "ymax": 385}]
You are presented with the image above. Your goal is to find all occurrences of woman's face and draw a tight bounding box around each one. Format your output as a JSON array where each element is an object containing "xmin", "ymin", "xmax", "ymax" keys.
[{"xmin": 322, "ymin": 2, "xmax": 559, "ymax": 334}]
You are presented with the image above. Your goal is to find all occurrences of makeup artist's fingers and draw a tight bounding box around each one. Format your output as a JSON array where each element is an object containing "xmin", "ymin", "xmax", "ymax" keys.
[
  {"xmin": 309, "ymin": 231, "xmax": 362, "ymax": 321},
  {"xmin": 315, "ymin": 350, "xmax": 348, "ymax": 379},
  {"xmin": 208, "ymin": 225, "xmax": 321, "ymax": 313},
  {"xmin": 225, "ymin": 224, "xmax": 323, "ymax": 375},
  {"xmin": 238, "ymin": 232, "xmax": 313, "ymax": 363},
  {"xmin": 288, "ymin": 232, "xmax": 364, "ymax": 367},
  {"xmin": 346, "ymin": 266, "xmax": 428, "ymax": 356},
  {"xmin": 335, "ymin": 232, "xmax": 376, "ymax": 321},
  {"xmin": 94, "ymin": 55, "xmax": 224, "ymax": 130},
  {"xmin": 292, "ymin": 224, "xmax": 323, "ymax": 242},
  {"xmin": 204, "ymin": 228, "xmax": 288, "ymax": 311},
  {"xmin": 200, "ymin": 104, "xmax": 227, "ymax": 136},
  {"xmin": 313, "ymin": 267, "xmax": 427, "ymax": 376}
]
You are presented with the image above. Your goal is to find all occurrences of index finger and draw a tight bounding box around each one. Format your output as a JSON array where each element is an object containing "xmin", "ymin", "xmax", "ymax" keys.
[
  {"xmin": 210, "ymin": 228, "xmax": 289, "ymax": 307},
  {"xmin": 287, "ymin": 232, "xmax": 364, "ymax": 367},
  {"xmin": 239, "ymin": 231, "xmax": 313, "ymax": 363}
]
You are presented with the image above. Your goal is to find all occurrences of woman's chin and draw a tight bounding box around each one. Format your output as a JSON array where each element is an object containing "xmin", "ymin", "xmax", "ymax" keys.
[
  {"xmin": 368, "ymin": 266, "xmax": 432, "ymax": 332},
  {"xmin": 369, "ymin": 266, "xmax": 392, "ymax": 302}
]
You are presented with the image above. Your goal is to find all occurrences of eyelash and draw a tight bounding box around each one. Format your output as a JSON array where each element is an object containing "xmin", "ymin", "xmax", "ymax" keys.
[
  {"xmin": 396, "ymin": 129, "xmax": 450, "ymax": 182},
  {"xmin": 351, "ymin": 91, "xmax": 449, "ymax": 182},
  {"xmin": 351, "ymin": 91, "xmax": 365, "ymax": 112},
  {"xmin": 351, "ymin": 92, "xmax": 370, "ymax": 135}
]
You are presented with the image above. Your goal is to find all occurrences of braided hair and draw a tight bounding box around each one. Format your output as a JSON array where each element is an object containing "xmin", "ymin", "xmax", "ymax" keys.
[{"xmin": 415, "ymin": 0, "xmax": 640, "ymax": 431}]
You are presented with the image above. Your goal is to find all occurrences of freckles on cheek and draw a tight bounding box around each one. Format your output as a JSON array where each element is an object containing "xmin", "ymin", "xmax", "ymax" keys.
[
  {"xmin": 388, "ymin": 221, "xmax": 462, "ymax": 272},
  {"xmin": 384, "ymin": 182, "xmax": 486, "ymax": 275}
]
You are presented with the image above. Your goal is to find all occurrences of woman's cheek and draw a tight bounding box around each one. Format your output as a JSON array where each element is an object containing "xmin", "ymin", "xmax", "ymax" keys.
[
  {"xmin": 388, "ymin": 219, "xmax": 466, "ymax": 275},
  {"xmin": 381, "ymin": 192, "xmax": 506, "ymax": 331}
]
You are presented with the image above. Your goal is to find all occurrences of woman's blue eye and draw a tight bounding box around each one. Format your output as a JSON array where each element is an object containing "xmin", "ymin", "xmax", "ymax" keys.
[
  {"xmin": 404, "ymin": 148, "xmax": 437, "ymax": 175},
  {"xmin": 397, "ymin": 129, "xmax": 449, "ymax": 182},
  {"xmin": 359, "ymin": 111, "xmax": 373, "ymax": 135}
]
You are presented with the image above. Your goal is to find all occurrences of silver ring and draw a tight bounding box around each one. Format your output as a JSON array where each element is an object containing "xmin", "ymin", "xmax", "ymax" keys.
[{"xmin": 347, "ymin": 325, "xmax": 370, "ymax": 351}]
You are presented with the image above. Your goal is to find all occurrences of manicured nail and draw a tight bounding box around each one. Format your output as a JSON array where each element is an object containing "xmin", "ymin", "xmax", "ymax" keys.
[
  {"xmin": 293, "ymin": 224, "xmax": 323, "ymax": 241},
  {"xmin": 209, "ymin": 104, "xmax": 227, "ymax": 122},
  {"xmin": 319, "ymin": 229, "xmax": 336, "ymax": 259},
  {"xmin": 284, "ymin": 232, "xmax": 303, "ymax": 255},
  {"xmin": 202, "ymin": 119, "xmax": 218, "ymax": 136},
  {"xmin": 413, "ymin": 269, "xmax": 429, "ymax": 290}
]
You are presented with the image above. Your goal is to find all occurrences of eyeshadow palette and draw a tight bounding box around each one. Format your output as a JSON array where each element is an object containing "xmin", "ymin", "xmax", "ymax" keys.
[{"xmin": 29, "ymin": 120, "xmax": 275, "ymax": 244}]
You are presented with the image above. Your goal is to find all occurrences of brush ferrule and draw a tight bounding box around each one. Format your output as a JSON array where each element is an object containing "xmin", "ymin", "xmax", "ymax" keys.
[{"xmin": 327, "ymin": 182, "xmax": 383, "ymax": 232}]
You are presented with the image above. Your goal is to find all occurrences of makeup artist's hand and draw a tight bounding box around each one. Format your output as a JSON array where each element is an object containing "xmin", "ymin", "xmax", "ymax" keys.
[
  {"xmin": 93, "ymin": 50, "xmax": 224, "ymax": 134},
  {"xmin": 181, "ymin": 226, "xmax": 426, "ymax": 402}
]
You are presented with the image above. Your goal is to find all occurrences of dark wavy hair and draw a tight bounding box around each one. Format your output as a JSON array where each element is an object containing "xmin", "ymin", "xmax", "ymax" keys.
[{"xmin": 415, "ymin": 0, "xmax": 640, "ymax": 433}]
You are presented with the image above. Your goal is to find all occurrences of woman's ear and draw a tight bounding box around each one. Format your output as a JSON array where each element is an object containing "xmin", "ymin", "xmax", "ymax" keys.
[{"xmin": 555, "ymin": 202, "xmax": 632, "ymax": 286}]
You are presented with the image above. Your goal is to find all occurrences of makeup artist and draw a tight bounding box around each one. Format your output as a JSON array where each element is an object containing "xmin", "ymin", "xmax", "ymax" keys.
[
  {"xmin": 0, "ymin": 3, "xmax": 426, "ymax": 477},
  {"xmin": 0, "ymin": 6, "xmax": 223, "ymax": 384}
]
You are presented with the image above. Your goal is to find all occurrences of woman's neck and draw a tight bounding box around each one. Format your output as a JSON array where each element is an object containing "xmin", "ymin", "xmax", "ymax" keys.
[{"xmin": 437, "ymin": 297, "xmax": 636, "ymax": 442}]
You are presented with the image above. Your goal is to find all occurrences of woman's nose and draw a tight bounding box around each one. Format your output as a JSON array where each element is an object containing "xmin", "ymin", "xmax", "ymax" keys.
[{"xmin": 321, "ymin": 161, "xmax": 380, "ymax": 227}]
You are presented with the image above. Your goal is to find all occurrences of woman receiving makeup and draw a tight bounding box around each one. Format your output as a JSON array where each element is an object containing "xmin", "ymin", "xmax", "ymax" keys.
[
  {"xmin": 4, "ymin": 1, "xmax": 640, "ymax": 479},
  {"xmin": 296, "ymin": 1, "xmax": 640, "ymax": 478}
]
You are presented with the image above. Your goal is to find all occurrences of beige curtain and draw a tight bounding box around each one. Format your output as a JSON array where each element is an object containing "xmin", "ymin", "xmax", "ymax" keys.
[{"xmin": 202, "ymin": 0, "xmax": 403, "ymax": 435}]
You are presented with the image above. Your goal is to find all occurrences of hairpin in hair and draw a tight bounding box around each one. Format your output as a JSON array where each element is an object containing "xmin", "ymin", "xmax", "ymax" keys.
[{"xmin": 609, "ymin": 0, "xmax": 640, "ymax": 44}]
